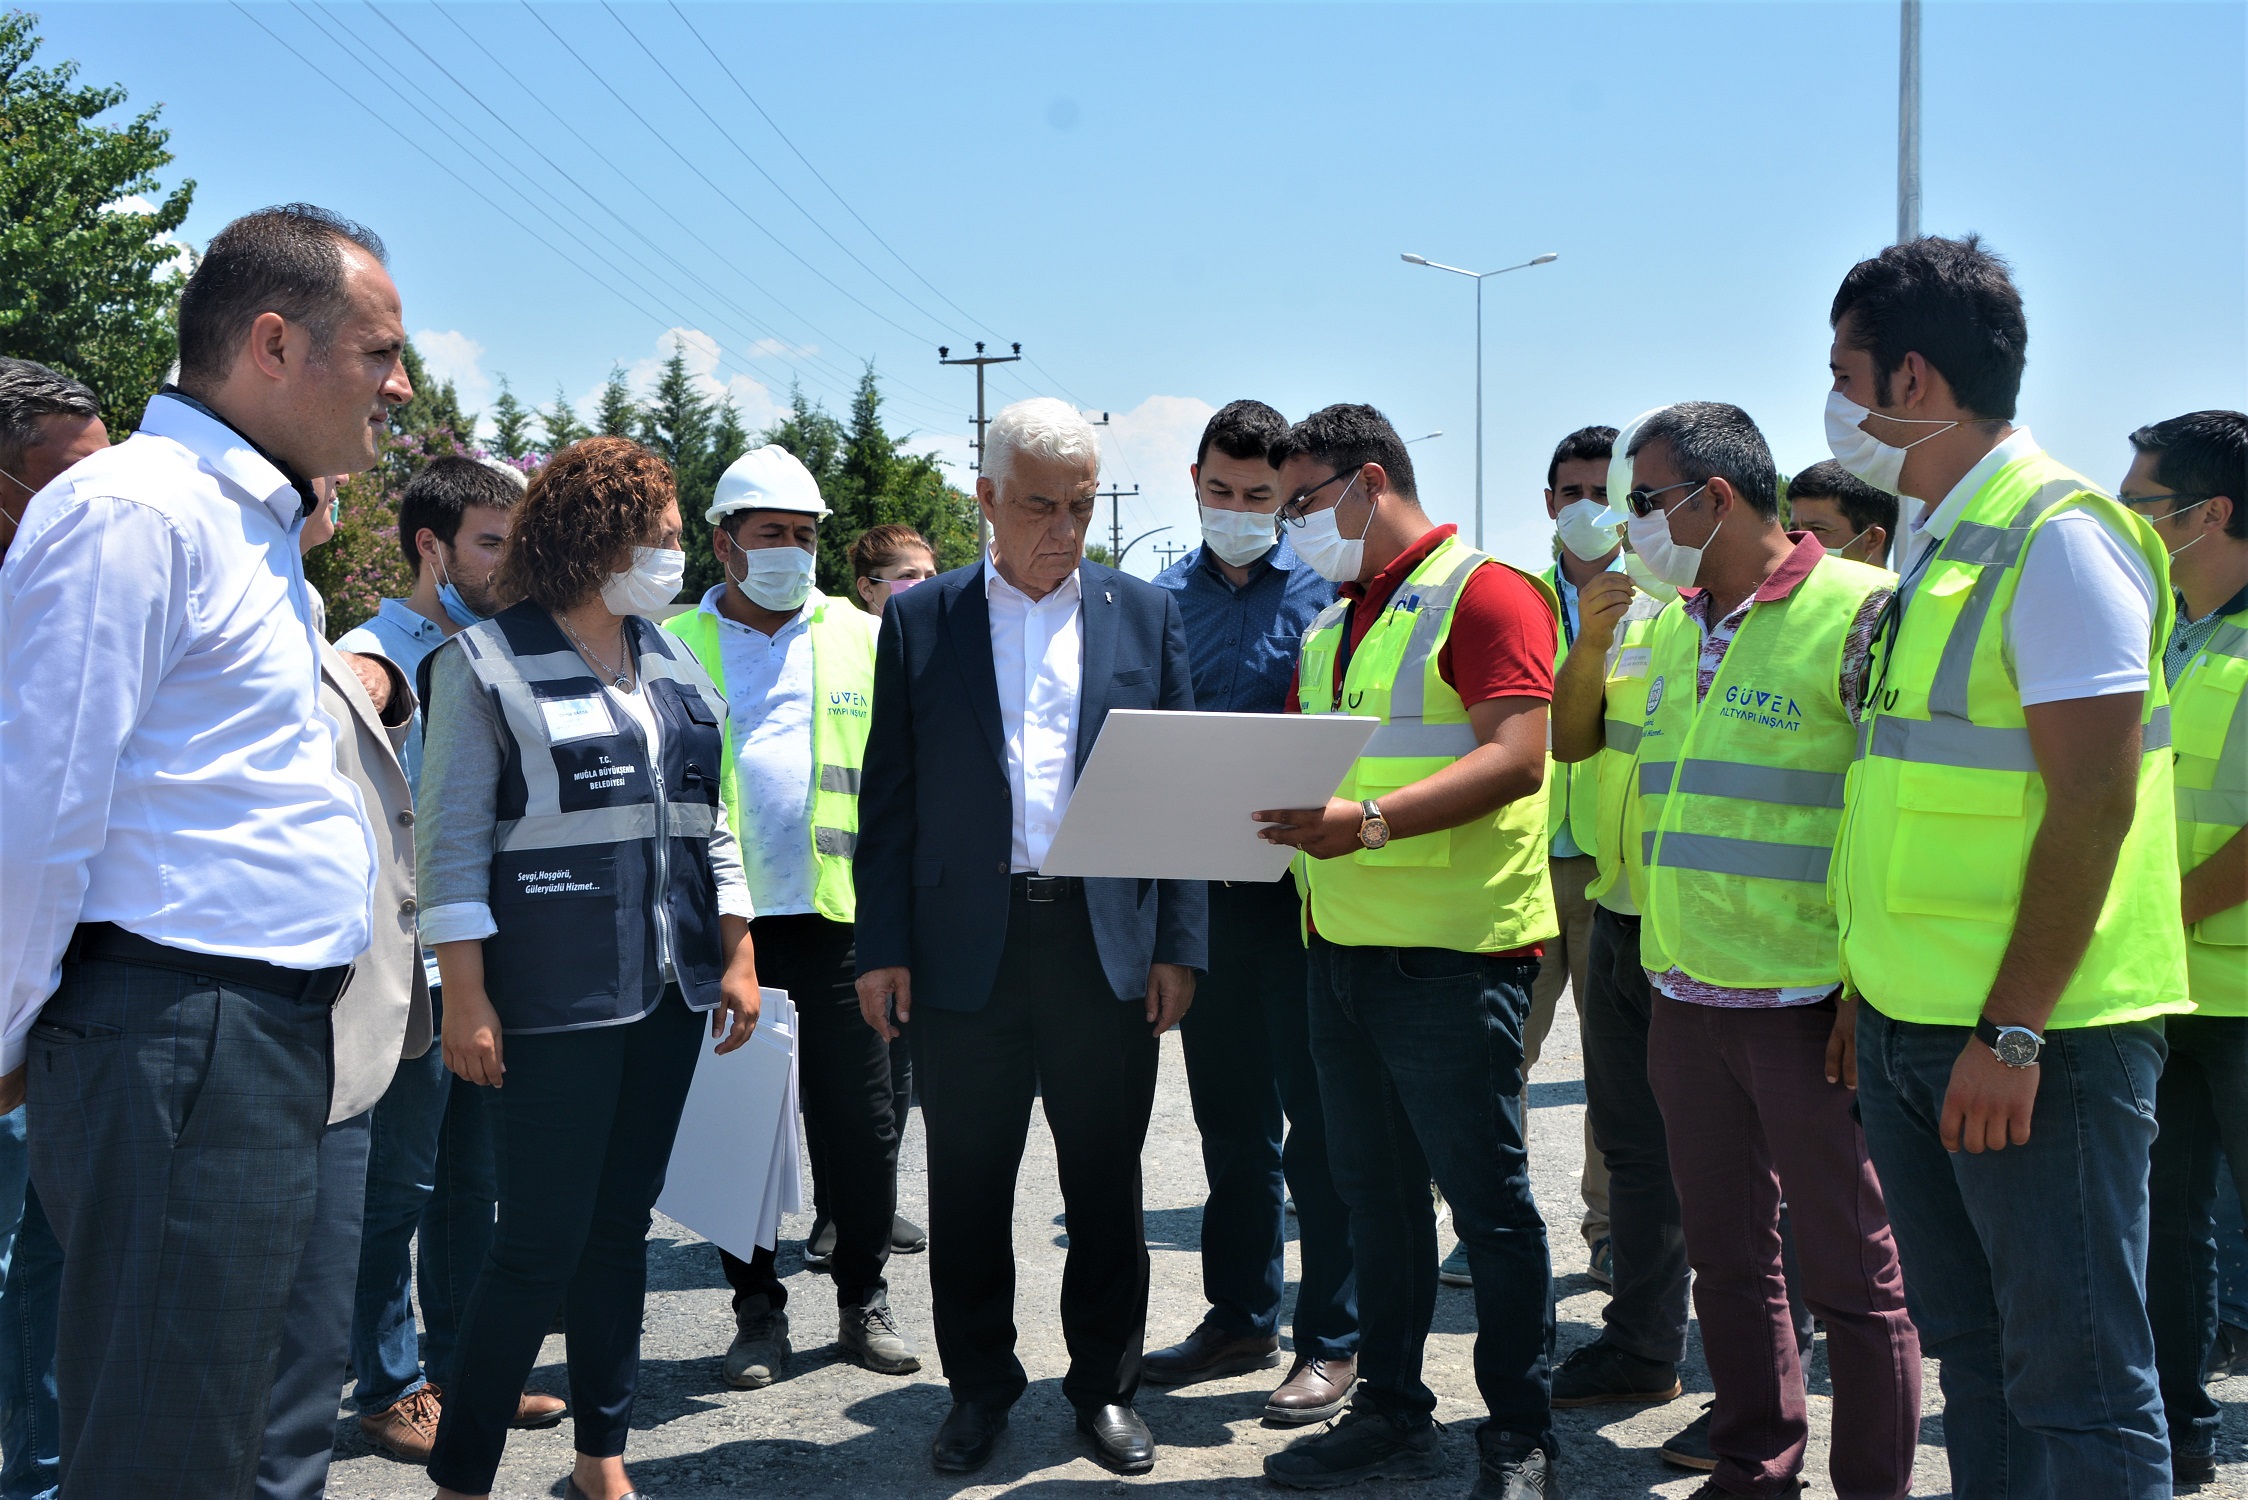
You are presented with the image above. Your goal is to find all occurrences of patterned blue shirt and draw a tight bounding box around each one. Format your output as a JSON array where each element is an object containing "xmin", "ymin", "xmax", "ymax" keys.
[{"xmin": 1151, "ymin": 536, "xmax": 1338, "ymax": 714}]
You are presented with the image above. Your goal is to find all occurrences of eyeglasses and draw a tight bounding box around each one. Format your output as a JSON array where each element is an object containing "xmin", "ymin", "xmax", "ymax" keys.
[
  {"xmin": 1625, "ymin": 479, "xmax": 1705, "ymax": 518},
  {"xmin": 2119, "ymin": 491, "xmax": 2214, "ymax": 514},
  {"xmin": 1278, "ymin": 468, "xmax": 1358, "ymax": 529}
]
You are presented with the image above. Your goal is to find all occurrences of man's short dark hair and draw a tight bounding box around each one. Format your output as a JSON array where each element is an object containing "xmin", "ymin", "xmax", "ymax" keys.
[
  {"xmin": 1267, "ymin": 403, "xmax": 1416, "ymax": 500},
  {"xmin": 1547, "ymin": 425, "xmax": 1618, "ymax": 489},
  {"xmin": 396, "ymin": 455, "xmax": 524, "ymax": 573},
  {"xmin": 1628, "ymin": 402, "xmax": 1779, "ymax": 518},
  {"xmin": 2129, "ymin": 409, "xmax": 2248, "ymax": 542},
  {"xmin": 1829, "ymin": 234, "xmax": 2028, "ymax": 421},
  {"xmin": 1197, "ymin": 400, "xmax": 1288, "ymax": 470},
  {"xmin": 1786, "ymin": 460, "xmax": 1899, "ymax": 543},
  {"xmin": 175, "ymin": 204, "xmax": 388, "ymax": 391},
  {"xmin": 0, "ymin": 358, "xmax": 100, "ymax": 473}
]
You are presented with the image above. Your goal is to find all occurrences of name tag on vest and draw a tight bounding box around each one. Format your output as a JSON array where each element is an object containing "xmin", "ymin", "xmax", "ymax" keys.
[
  {"xmin": 1613, "ymin": 646, "xmax": 1652, "ymax": 677},
  {"xmin": 540, "ymin": 693, "xmax": 616, "ymax": 744}
]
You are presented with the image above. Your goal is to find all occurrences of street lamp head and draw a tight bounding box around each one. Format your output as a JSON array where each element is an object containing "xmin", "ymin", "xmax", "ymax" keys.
[
  {"xmin": 1400, "ymin": 253, "xmax": 1429, "ymax": 265},
  {"xmin": 1530, "ymin": 252, "xmax": 1559, "ymax": 265}
]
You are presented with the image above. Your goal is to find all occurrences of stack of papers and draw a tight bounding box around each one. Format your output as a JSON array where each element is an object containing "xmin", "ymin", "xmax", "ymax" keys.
[{"xmin": 656, "ymin": 987, "xmax": 805, "ymax": 1259}]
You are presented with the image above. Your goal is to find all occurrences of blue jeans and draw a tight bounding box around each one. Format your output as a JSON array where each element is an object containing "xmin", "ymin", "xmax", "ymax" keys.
[
  {"xmin": 1306, "ymin": 937, "xmax": 1552, "ymax": 1451},
  {"xmin": 2146, "ymin": 1012, "xmax": 2248, "ymax": 1461},
  {"xmin": 1178, "ymin": 882, "xmax": 1357, "ymax": 1358},
  {"xmin": 1856, "ymin": 1005, "xmax": 2168, "ymax": 1499},
  {"xmin": 350, "ymin": 988, "xmax": 499, "ymax": 1409},
  {"xmin": 0, "ymin": 1110, "xmax": 58, "ymax": 1500}
]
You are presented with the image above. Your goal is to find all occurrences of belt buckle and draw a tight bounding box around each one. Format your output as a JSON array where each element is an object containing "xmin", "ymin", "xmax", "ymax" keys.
[{"xmin": 1024, "ymin": 875, "xmax": 1065, "ymax": 904}]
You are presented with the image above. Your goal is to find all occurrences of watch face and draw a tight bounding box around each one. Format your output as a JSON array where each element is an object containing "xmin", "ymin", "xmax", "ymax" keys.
[
  {"xmin": 1995, "ymin": 1029, "xmax": 2040, "ymax": 1067},
  {"xmin": 1359, "ymin": 819, "xmax": 1390, "ymax": 849}
]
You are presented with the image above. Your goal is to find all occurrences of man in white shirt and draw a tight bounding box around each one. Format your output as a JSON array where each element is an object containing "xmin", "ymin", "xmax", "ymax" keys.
[
  {"xmin": 0, "ymin": 203, "xmax": 409, "ymax": 1496},
  {"xmin": 854, "ymin": 399, "xmax": 1205, "ymax": 1478}
]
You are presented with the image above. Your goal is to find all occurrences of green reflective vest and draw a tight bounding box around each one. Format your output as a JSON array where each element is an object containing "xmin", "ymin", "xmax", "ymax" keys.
[
  {"xmin": 1635, "ymin": 554, "xmax": 1894, "ymax": 989},
  {"xmin": 2175, "ymin": 606, "xmax": 2248, "ymax": 1014},
  {"xmin": 1834, "ymin": 451, "xmax": 2189, "ymax": 1027},
  {"xmin": 1297, "ymin": 534, "xmax": 1560, "ymax": 954},
  {"xmin": 664, "ymin": 595, "xmax": 877, "ymax": 924},
  {"xmin": 1584, "ymin": 610, "xmax": 1658, "ymax": 913},
  {"xmin": 1542, "ymin": 563, "xmax": 1602, "ymax": 856}
]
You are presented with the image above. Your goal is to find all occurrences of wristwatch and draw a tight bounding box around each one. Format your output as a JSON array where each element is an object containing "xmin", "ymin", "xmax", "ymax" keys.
[
  {"xmin": 1973, "ymin": 1017, "xmax": 2044, "ymax": 1069},
  {"xmin": 1356, "ymin": 799, "xmax": 1391, "ymax": 850}
]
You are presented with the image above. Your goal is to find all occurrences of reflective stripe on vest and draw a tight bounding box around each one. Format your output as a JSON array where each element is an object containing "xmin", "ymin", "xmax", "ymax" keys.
[
  {"xmin": 1835, "ymin": 453, "xmax": 2189, "ymax": 1027},
  {"xmin": 2174, "ymin": 607, "xmax": 2248, "ymax": 1014},
  {"xmin": 1296, "ymin": 534, "xmax": 1559, "ymax": 954}
]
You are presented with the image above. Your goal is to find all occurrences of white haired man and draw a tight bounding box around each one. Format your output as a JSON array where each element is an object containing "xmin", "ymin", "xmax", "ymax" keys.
[{"xmin": 855, "ymin": 398, "xmax": 1206, "ymax": 1476}]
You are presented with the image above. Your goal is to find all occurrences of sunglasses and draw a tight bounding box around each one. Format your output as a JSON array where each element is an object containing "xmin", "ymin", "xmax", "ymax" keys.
[{"xmin": 1625, "ymin": 479, "xmax": 1705, "ymax": 518}]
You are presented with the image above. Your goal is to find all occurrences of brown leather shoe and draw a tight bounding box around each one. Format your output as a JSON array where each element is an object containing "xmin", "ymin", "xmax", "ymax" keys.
[
  {"xmin": 1263, "ymin": 1353, "xmax": 1356, "ymax": 1426},
  {"xmin": 1142, "ymin": 1320, "xmax": 1281, "ymax": 1385},
  {"xmin": 357, "ymin": 1385, "xmax": 441, "ymax": 1461},
  {"xmin": 514, "ymin": 1389, "xmax": 568, "ymax": 1428}
]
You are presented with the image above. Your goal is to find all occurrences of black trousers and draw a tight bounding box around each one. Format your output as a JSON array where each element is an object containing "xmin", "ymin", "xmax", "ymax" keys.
[
  {"xmin": 719, "ymin": 912, "xmax": 899, "ymax": 1313},
  {"xmin": 914, "ymin": 886, "xmax": 1160, "ymax": 1411},
  {"xmin": 426, "ymin": 989, "xmax": 703, "ymax": 1495},
  {"xmin": 256, "ymin": 1107, "xmax": 374, "ymax": 1500}
]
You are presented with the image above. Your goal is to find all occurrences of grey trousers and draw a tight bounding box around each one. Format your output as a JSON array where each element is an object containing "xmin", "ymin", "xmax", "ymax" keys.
[
  {"xmin": 27, "ymin": 952, "xmax": 334, "ymax": 1499},
  {"xmin": 257, "ymin": 1110, "xmax": 373, "ymax": 1500}
]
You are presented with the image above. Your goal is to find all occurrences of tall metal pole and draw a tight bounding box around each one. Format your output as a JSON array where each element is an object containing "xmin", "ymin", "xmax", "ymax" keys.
[
  {"xmin": 1474, "ymin": 275, "xmax": 1485, "ymax": 550},
  {"xmin": 1898, "ymin": 0, "xmax": 1922, "ymax": 243}
]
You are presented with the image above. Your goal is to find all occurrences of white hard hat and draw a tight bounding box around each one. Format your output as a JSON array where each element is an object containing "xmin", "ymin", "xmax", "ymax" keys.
[{"xmin": 708, "ymin": 444, "xmax": 827, "ymax": 522}]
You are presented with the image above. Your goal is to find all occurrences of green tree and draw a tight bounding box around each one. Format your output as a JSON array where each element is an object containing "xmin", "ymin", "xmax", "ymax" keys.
[
  {"xmin": 538, "ymin": 383, "xmax": 586, "ymax": 452},
  {"xmin": 637, "ymin": 338, "xmax": 710, "ymax": 469},
  {"xmin": 0, "ymin": 9, "xmax": 194, "ymax": 435},
  {"xmin": 395, "ymin": 340, "xmax": 474, "ymax": 449},
  {"xmin": 487, "ymin": 376, "xmax": 533, "ymax": 460},
  {"xmin": 593, "ymin": 365, "xmax": 638, "ymax": 438},
  {"xmin": 681, "ymin": 397, "xmax": 750, "ymax": 596}
]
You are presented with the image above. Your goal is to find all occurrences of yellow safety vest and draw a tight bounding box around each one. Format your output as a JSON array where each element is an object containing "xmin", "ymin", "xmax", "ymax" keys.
[
  {"xmin": 1584, "ymin": 611, "xmax": 1657, "ymax": 913},
  {"xmin": 1297, "ymin": 534, "xmax": 1559, "ymax": 954},
  {"xmin": 664, "ymin": 595, "xmax": 876, "ymax": 924},
  {"xmin": 1834, "ymin": 451, "xmax": 2189, "ymax": 1027},
  {"xmin": 1635, "ymin": 554, "xmax": 1894, "ymax": 989},
  {"xmin": 1542, "ymin": 563, "xmax": 1602, "ymax": 856},
  {"xmin": 2174, "ymin": 605, "xmax": 2248, "ymax": 1014}
]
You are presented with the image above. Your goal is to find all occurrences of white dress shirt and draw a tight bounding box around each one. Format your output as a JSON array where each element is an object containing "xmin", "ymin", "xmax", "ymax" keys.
[
  {"xmin": 696, "ymin": 583, "xmax": 820, "ymax": 915},
  {"xmin": 0, "ymin": 394, "xmax": 377, "ymax": 1072},
  {"xmin": 986, "ymin": 562, "xmax": 1083, "ymax": 872}
]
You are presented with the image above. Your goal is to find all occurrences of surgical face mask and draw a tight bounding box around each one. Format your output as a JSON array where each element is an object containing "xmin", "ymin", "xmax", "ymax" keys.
[
  {"xmin": 1198, "ymin": 505, "xmax": 1278, "ymax": 567},
  {"xmin": 730, "ymin": 543, "xmax": 816, "ymax": 612},
  {"xmin": 1824, "ymin": 390, "xmax": 1958, "ymax": 495},
  {"xmin": 436, "ymin": 553, "xmax": 492, "ymax": 628},
  {"xmin": 1555, "ymin": 497, "xmax": 1621, "ymax": 563},
  {"xmin": 1625, "ymin": 485, "xmax": 1711, "ymax": 590},
  {"xmin": 1290, "ymin": 476, "xmax": 1370, "ymax": 583},
  {"xmin": 601, "ymin": 545, "xmax": 686, "ymax": 616},
  {"xmin": 2154, "ymin": 495, "xmax": 2217, "ymax": 561},
  {"xmin": 1621, "ymin": 549, "xmax": 1680, "ymax": 603}
]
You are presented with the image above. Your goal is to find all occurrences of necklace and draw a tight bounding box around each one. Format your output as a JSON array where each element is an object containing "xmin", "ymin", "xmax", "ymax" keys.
[{"xmin": 558, "ymin": 613, "xmax": 635, "ymax": 691}]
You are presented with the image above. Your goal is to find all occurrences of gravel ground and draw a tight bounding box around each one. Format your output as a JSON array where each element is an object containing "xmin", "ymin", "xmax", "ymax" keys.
[{"xmin": 327, "ymin": 993, "xmax": 2248, "ymax": 1499}]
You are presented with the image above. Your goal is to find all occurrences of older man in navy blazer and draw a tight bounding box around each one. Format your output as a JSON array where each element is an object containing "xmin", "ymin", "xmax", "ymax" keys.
[{"xmin": 856, "ymin": 398, "xmax": 1206, "ymax": 1478}]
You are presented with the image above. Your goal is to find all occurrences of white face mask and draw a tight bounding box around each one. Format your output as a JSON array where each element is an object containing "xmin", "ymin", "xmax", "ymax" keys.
[
  {"xmin": 601, "ymin": 545, "xmax": 686, "ymax": 616},
  {"xmin": 1621, "ymin": 549, "xmax": 1680, "ymax": 603},
  {"xmin": 1625, "ymin": 485, "xmax": 1711, "ymax": 590},
  {"xmin": 1290, "ymin": 475, "xmax": 1370, "ymax": 583},
  {"xmin": 1824, "ymin": 390, "xmax": 1958, "ymax": 496},
  {"xmin": 1555, "ymin": 497, "xmax": 1621, "ymax": 563},
  {"xmin": 1198, "ymin": 505, "xmax": 1278, "ymax": 567},
  {"xmin": 730, "ymin": 544, "xmax": 816, "ymax": 612}
]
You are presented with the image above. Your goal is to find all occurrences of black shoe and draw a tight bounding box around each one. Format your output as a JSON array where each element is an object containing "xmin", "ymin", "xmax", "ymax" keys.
[
  {"xmin": 1471, "ymin": 1429, "xmax": 1563, "ymax": 1499},
  {"xmin": 931, "ymin": 1399, "xmax": 1008, "ymax": 1474},
  {"xmin": 1142, "ymin": 1319, "xmax": 1282, "ymax": 1385},
  {"xmin": 1075, "ymin": 1403, "xmax": 1154, "ymax": 1474},
  {"xmin": 1684, "ymin": 1481, "xmax": 1796, "ymax": 1500},
  {"xmin": 892, "ymin": 1212, "xmax": 928, "ymax": 1253},
  {"xmin": 803, "ymin": 1214, "xmax": 837, "ymax": 1274},
  {"xmin": 2207, "ymin": 1321, "xmax": 2246, "ymax": 1380},
  {"xmin": 1263, "ymin": 1405, "xmax": 1444, "ymax": 1490},
  {"xmin": 1586, "ymin": 1236, "xmax": 1613, "ymax": 1288},
  {"xmin": 2174, "ymin": 1448, "xmax": 2218, "ymax": 1487},
  {"xmin": 1550, "ymin": 1339, "xmax": 1681, "ymax": 1407},
  {"xmin": 1658, "ymin": 1405, "xmax": 1716, "ymax": 1471}
]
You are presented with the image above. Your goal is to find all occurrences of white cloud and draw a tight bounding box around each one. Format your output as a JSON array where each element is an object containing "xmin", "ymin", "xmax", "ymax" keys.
[
  {"xmin": 413, "ymin": 328, "xmax": 494, "ymax": 411},
  {"xmin": 1096, "ymin": 395, "xmax": 1216, "ymax": 576},
  {"xmin": 596, "ymin": 327, "xmax": 785, "ymax": 435}
]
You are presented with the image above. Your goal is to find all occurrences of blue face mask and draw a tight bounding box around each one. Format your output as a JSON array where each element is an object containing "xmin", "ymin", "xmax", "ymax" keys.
[{"xmin": 436, "ymin": 555, "xmax": 491, "ymax": 627}]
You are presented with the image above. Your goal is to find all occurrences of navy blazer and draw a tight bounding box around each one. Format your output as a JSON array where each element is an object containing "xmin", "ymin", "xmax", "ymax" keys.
[{"xmin": 854, "ymin": 559, "xmax": 1209, "ymax": 1011}]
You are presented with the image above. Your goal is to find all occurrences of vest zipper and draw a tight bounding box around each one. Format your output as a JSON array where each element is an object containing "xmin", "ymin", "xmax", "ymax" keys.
[{"xmin": 640, "ymin": 685, "xmax": 676, "ymax": 984}]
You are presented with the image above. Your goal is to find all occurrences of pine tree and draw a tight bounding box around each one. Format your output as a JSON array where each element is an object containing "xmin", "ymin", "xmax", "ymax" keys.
[
  {"xmin": 638, "ymin": 338, "xmax": 711, "ymax": 470},
  {"xmin": 538, "ymin": 384, "xmax": 587, "ymax": 452},
  {"xmin": 593, "ymin": 366, "xmax": 638, "ymax": 438},
  {"xmin": 488, "ymin": 377, "xmax": 533, "ymax": 459},
  {"xmin": 679, "ymin": 398, "xmax": 749, "ymax": 596},
  {"xmin": 395, "ymin": 341, "xmax": 474, "ymax": 449}
]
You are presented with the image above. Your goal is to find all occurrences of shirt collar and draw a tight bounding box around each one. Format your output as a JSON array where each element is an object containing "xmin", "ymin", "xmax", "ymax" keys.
[
  {"xmin": 986, "ymin": 559, "xmax": 1082, "ymax": 608},
  {"xmin": 1194, "ymin": 535, "xmax": 1295, "ymax": 586},
  {"xmin": 138, "ymin": 389, "xmax": 318, "ymax": 527},
  {"xmin": 1345, "ymin": 523, "xmax": 1454, "ymax": 609},
  {"xmin": 1912, "ymin": 427, "xmax": 2040, "ymax": 543},
  {"xmin": 377, "ymin": 596, "xmax": 447, "ymax": 641},
  {"xmin": 1679, "ymin": 531, "xmax": 1828, "ymax": 622},
  {"xmin": 699, "ymin": 582, "xmax": 823, "ymax": 635}
]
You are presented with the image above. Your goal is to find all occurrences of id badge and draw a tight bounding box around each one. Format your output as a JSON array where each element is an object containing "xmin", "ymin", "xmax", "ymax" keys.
[
  {"xmin": 1612, "ymin": 645, "xmax": 1653, "ymax": 679},
  {"xmin": 539, "ymin": 693, "xmax": 616, "ymax": 745}
]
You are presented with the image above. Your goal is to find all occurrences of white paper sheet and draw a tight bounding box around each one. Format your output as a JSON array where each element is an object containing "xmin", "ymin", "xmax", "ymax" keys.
[
  {"xmin": 657, "ymin": 988, "xmax": 804, "ymax": 1260},
  {"xmin": 1038, "ymin": 709, "xmax": 1379, "ymax": 883}
]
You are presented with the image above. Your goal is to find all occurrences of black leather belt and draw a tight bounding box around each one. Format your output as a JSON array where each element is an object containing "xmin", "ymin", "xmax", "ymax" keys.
[
  {"xmin": 1011, "ymin": 874, "xmax": 1080, "ymax": 904},
  {"xmin": 64, "ymin": 922, "xmax": 354, "ymax": 1006}
]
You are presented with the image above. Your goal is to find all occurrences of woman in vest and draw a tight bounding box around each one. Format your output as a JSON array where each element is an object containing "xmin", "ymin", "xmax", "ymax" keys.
[{"xmin": 417, "ymin": 437, "xmax": 761, "ymax": 1500}]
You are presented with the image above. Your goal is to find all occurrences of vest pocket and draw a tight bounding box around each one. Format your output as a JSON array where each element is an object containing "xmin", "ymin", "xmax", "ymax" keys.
[
  {"xmin": 486, "ymin": 847, "xmax": 623, "ymax": 1008},
  {"xmin": 2192, "ymin": 822, "xmax": 2248, "ymax": 947},
  {"xmin": 1884, "ymin": 763, "xmax": 2026, "ymax": 923}
]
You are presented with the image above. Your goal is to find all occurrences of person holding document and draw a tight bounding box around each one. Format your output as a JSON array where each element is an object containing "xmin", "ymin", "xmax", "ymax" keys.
[
  {"xmin": 854, "ymin": 397, "xmax": 1206, "ymax": 1477},
  {"xmin": 414, "ymin": 437, "xmax": 762, "ymax": 1500},
  {"xmin": 1253, "ymin": 404, "xmax": 1564, "ymax": 1500}
]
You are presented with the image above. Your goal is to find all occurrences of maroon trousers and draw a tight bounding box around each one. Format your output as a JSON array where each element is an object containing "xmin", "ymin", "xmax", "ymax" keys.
[{"xmin": 1647, "ymin": 994, "xmax": 1921, "ymax": 1500}]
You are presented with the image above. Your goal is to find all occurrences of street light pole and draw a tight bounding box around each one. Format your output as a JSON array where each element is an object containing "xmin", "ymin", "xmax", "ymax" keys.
[{"xmin": 1400, "ymin": 251, "xmax": 1560, "ymax": 548}]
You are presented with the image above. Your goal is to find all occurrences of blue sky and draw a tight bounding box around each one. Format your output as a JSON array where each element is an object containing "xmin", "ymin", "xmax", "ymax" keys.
[{"xmin": 45, "ymin": 1, "xmax": 2248, "ymax": 576}]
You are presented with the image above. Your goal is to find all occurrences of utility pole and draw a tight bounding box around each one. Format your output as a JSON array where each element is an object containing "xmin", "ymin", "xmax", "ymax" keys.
[
  {"xmin": 1898, "ymin": 0, "xmax": 1922, "ymax": 243},
  {"xmin": 1152, "ymin": 540, "xmax": 1188, "ymax": 571},
  {"xmin": 938, "ymin": 340, "xmax": 1022, "ymax": 552},
  {"xmin": 1097, "ymin": 483, "xmax": 1140, "ymax": 562}
]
